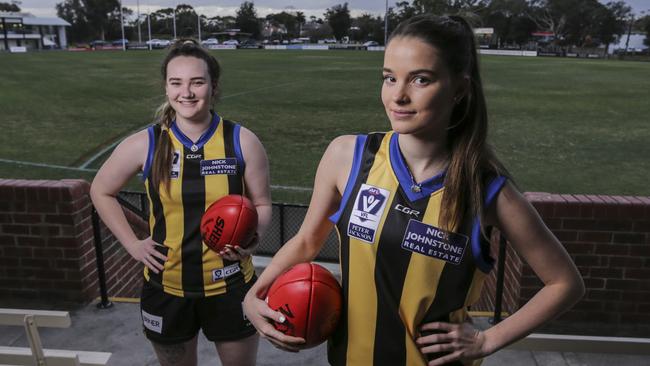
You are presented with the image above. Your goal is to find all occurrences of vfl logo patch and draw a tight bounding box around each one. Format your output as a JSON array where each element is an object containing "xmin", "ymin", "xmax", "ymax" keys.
[
  {"xmin": 141, "ymin": 310, "xmax": 163, "ymax": 334},
  {"xmin": 212, "ymin": 263, "xmax": 241, "ymax": 282},
  {"xmin": 200, "ymin": 158, "xmax": 238, "ymax": 176},
  {"xmin": 170, "ymin": 150, "xmax": 181, "ymax": 179},
  {"xmin": 347, "ymin": 184, "xmax": 390, "ymax": 243},
  {"xmin": 400, "ymin": 219, "xmax": 468, "ymax": 264}
]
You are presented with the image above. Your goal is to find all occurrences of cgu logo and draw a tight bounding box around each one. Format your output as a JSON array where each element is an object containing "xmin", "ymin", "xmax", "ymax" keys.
[
  {"xmin": 186, "ymin": 154, "xmax": 202, "ymax": 159},
  {"xmin": 394, "ymin": 204, "xmax": 420, "ymax": 217}
]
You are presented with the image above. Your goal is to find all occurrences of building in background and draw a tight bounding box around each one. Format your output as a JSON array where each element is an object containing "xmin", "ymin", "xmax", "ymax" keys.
[{"xmin": 0, "ymin": 12, "xmax": 70, "ymax": 51}]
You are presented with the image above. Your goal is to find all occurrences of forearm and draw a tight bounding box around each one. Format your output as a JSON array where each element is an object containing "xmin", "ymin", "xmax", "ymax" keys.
[
  {"xmin": 255, "ymin": 203, "xmax": 272, "ymax": 239},
  {"xmin": 482, "ymin": 279, "xmax": 584, "ymax": 355}
]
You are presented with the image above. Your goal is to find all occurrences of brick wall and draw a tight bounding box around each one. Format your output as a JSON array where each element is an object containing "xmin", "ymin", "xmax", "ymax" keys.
[
  {"xmin": 1, "ymin": 179, "xmax": 649, "ymax": 329},
  {"xmin": 0, "ymin": 179, "xmax": 146, "ymax": 303},
  {"xmin": 476, "ymin": 193, "xmax": 650, "ymax": 328}
]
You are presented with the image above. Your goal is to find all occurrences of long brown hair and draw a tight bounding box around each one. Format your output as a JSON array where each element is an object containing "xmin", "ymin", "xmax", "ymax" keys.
[
  {"xmin": 389, "ymin": 15, "xmax": 511, "ymax": 231},
  {"xmin": 151, "ymin": 39, "xmax": 221, "ymax": 192}
]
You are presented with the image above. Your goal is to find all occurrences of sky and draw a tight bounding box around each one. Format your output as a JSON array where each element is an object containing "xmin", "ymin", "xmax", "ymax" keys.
[{"xmin": 14, "ymin": 0, "xmax": 650, "ymax": 19}]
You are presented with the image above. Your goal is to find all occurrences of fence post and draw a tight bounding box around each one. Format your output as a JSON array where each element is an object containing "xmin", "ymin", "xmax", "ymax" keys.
[
  {"xmin": 91, "ymin": 207, "xmax": 113, "ymax": 309},
  {"xmin": 491, "ymin": 233, "xmax": 507, "ymax": 324}
]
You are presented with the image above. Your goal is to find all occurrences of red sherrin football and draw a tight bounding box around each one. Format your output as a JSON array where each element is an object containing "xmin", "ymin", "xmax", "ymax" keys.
[
  {"xmin": 200, "ymin": 194, "xmax": 258, "ymax": 252},
  {"xmin": 266, "ymin": 262, "xmax": 342, "ymax": 348}
]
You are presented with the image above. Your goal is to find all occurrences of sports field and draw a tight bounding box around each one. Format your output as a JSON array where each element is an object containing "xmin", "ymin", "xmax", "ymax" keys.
[{"xmin": 1, "ymin": 50, "xmax": 648, "ymax": 204}]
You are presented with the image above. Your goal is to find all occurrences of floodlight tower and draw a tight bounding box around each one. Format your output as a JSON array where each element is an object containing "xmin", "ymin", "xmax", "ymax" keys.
[
  {"xmin": 137, "ymin": 0, "xmax": 141, "ymax": 43},
  {"xmin": 119, "ymin": 0, "xmax": 126, "ymax": 51}
]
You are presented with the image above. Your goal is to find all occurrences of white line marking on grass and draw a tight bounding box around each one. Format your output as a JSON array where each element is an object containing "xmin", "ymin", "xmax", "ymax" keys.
[
  {"xmin": 270, "ymin": 185, "xmax": 312, "ymax": 192},
  {"xmin": 0, "ymin": 158, "xmax": 98, "ymax": 172},
  {"xmin": 1, "ymin": 158, "xmax": 313, "ymax": 192},
  {"xmin": 77, "ymin": 81, "xmax": 302, "ymax": 169}
]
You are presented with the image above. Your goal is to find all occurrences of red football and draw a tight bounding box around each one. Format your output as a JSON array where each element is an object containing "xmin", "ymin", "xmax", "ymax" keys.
[
  {"xmin": 266, "ymin": 263, "xmax": 342, "ymax": 348},
  {"xmin": 200, "ymin": 194, "xmax": 258, "ymax": 252}
]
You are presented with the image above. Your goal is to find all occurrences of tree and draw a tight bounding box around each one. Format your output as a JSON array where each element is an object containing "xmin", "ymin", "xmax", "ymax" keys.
[
  {"xmin": 325, "ymin": 3, "xmax": 351, "ymax": 41},
  {"xmin": 591, "ymin": 1, "xmax": 631, "ymax": 52},
  {"xmin": 266, "ymin": 12, "xmax": 298, "ymax": 38},
  {"xmin": 352, "ymin": 14, "xmax": 384, "ymax": 42},
  {"xmin": 235, "ymin": 1, "xmax": 261, "ymax": 38},
  {"xmin": 56, "ymin": 0, "xmax": 120, "ymax": 41},
  {"xmin": 295, "ymin": 11, "xmax": 306, "ymax": 36},
  {"xmin": 0, "ymin": 1, "xmax": 20, "ymax": 12}
]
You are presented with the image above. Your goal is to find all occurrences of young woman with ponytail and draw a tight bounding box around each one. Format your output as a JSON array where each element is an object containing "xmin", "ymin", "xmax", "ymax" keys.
[
  {"xmin": 243, "ymin": 15, "xmax": 584, "ymax": 366},
  {"xmin": 91, "ymin": 39, "xmax": 271, "ymax": 366}
]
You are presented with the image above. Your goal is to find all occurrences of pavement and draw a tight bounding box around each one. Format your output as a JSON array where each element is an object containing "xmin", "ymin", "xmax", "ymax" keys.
[{"xmin": 2, "ymin": 300, "xmax": 650, "ymax": 366}]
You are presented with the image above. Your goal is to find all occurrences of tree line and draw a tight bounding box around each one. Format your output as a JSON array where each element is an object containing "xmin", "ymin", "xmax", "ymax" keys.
[{"xmin": 2, "ymin": 0, "xmax": 648, "ymax": 50}]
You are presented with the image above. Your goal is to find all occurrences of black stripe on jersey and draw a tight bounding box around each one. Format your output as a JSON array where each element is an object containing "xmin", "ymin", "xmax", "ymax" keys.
[
  {"xmin": 373, "ymin": 188, "xmax": 431, "ymax": 366},
  {"xmin": 181, "ymin": 145, "xmax": 206, "ymax": 296},
  {"xmin": 328, "ymin": 133, "xmax": 384, "ymax": 366},
  {"xmin": 148, "ymin": 125, "xmax": 166, "ymax": 286},
  {"xmin": 420, "ymin": 218, "xmax": 476, "ymax": 366},
  {"xmin": 222, "ymin": 119, "xmax": 246, "ymax": 290}
]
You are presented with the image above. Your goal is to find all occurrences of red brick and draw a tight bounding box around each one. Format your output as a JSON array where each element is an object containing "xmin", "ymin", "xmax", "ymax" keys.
[
  {"xmin": 565, "ymin": 242, "xmax": 595, "ymax": 254},
  {"xmin": 21, "ymin": 258, "xmax": 51, "ymax": 268},
  {"xmin": 530, "ymin": 201, "xmax": 555, "ymax": 217},
  {"xmin": 30, "ymin": 225, "xmax": 60, "ymax": 237},
  {"xmin": 2, "ymin": 224, "xmax": 29, "ymax": 235},
  {"xmin": 3, "ymin": 246, "xmax": 33, "ymax": 257},
  {"xmin": 0, "ymin": 214, "xmax": 11, "ymax": 223},
  {"xmin": 625, "ymin": 268, "xmax": 650, "ymax": 279},
  {"xmin": 16, "ymin": 236, "xmax": 46, "ymax": 247},
  {"xmin": 543, "ymin": 218, "xmax": 563, "ymax": 230},
  {"xmin": 612, "ymin": 233, "xmax": 646, "ymax": 244},
  {"xmin": 595, "ymin": 220, "xmax": 633, "ymax": 231},
  {"xmin": 574, "ymin": 255, "xmax": 603, "ymax": 266},
  {"xmin": 12, "ymin": 213, "xmax": 42, "ymax": 224},
  {"xmin": 587, "ymin": 289, "xmax": 621, "ymax": 301},
  {"xmin": 12, "ymin": 202, "xmax": 26, "ymax": 212},
  {"xmin": 609, "ymin": 256, "xmax": 643, "ymax": 268},
  {"xmin": 26, "ymin": 202, "xmax": 57, "ymax": 214},
  {"xmin": 33, "ymin": 248, "xmax": 63, "ymax": 259},
  {"xmin": 637, "ymin": 303, "xmax": 650, "ymax": 313},
  {"xmin": 0, "ymin": 257, "xmax": 19, "ymax": 267},
  {"xmin": 578, "ymin": 232, "xmax": 612, "ymax": 243},
  {"xmin": 590, "ymin": 267, "xmax": 623, "ymax": 278},
  {"xmin": 44, "ymin": 214, "xmax": 74, "ymax": 225},
  {"xmin": 0, "ymin": 235, "xmax": 16, "ymax": 246},
  {"xmin": 604, "ymin": 302, "xmax": 637, "ymax": 312},
  {"xmin": 620, "ymin": 292, "xmax": 650, "ymax": 303},
  {"xmin": 563, "ymin": 219, "xmax": 599, "ymax": 231},
  {"xmin": 594, "ymin": 244, "xmax": 630, "ymax": 255},
  {"xmin": 606, "ymin": 279, "xmax": 641, "ymax": 291},
  {"xmin": 630, "ymin": 246, "xmax": 650, "ymax": 256},
  {"xmin": 573, "ymin": 300, "xmax": 604, "ymax": 311},
  {"xmin": 620, "ymin": 204, "xmax": 645, "ymax": 218},
  {"xmin": 554, "ymin": 203, "xmax": 582, "ymax": 218},
  {"xmin": 633, "ymin": 221, "xmax": 650, "ymax": 232},
  {"xmin": 585, "ymin": 195, "xmax": 606, "ymax": 204},
  {"xmin": 583, "ymin": 278, "xmax": 606, "ymax": 288},
  {"xmin": 554, "ymin": 231, "xmax": 578, "ymax": 242},
  {"xmin": 621, "ymin": 314, "xmax": 650, "ymax": 324},
  {"xmin": 55, "ymin": 259, "xmax": 81, "ymax": 269},
  {"xmin": 47, "ymin": 237, "xmax": 79, "ymax": 248}
]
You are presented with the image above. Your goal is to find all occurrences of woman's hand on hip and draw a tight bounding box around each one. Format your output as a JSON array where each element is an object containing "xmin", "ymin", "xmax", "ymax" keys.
[
  {"xmin": 416, "ymin": 321, "xmax": 487, "ymax": 366},
  {"xmin": 124, "ymin": 237, "xmax": 167, "ymax": 273}
]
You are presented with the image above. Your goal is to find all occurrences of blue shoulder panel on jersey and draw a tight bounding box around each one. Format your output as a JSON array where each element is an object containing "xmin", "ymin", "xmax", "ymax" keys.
[
  {"xmin": 329, "ymin": 134, "xmax": 368, "ymax": 224},
  {"xmin": 471, "ymin": 175, "xmax": 507, "ymax": 273},
  {"xmin": 389, "ymin": 133, "xmax": 446, "ymax": 202},
  {"xmin": 233, "ymin": 123, "xmax": 245, "ymax": 173},
  {"xmin": 141, "ymin": 126, "xmax": 156, "ymax": 182},
  {"xmin": 170, "ymin": 113, "xmax": 220, "ymax": 150}
]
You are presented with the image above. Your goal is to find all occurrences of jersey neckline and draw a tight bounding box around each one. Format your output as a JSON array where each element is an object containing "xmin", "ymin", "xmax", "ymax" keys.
[
  {"xmin": 388, "ymin": 132, "xmax": 446, "ymax": 202},
  {"xmin": 170, "ymin": 113, "xmax": 220, "ymax": 151}
]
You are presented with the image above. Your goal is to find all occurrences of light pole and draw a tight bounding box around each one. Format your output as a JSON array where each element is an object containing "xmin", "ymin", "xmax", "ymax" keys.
[
  {"xmin": 172, "ymin": 8, "xmax": 177, "ymax": 39},
  {"xmin": 197, "ymin": 14, "xmax": 201, "ymax": 42},
  {"xmin": 119, "ymin": 0, "xmax": 126, "ymax": 51},
  {"xmin": 136, "ymin": 0, "xmax": 141, "ymax": 43},
  {"xmin": 147, "ymin": 12, "xmax": 152, "ymax": 50},
  {"xmin": 384, "ymin": 0, "xmax": 389, "ymax": 45}
]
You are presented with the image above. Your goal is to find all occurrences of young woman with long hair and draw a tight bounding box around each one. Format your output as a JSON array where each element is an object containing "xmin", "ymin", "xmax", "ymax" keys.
[{"xmin": 242, "ymin": 15, "xmax": 584, "ymax": 366}]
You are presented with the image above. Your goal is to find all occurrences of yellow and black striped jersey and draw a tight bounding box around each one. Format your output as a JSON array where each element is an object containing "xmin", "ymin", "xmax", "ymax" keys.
[
  {"xmin": 328, "ymin": 132, "xmax": 506, "ymax": 366},
  {"xmin": 142, "ymin": 113, "xmax": 255, "ymax": 298}
]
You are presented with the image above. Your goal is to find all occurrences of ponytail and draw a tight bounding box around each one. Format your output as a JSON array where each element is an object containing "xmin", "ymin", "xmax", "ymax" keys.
[{"xmin": 151, "ymin": 102, "xmax": 175, "ymax": 193}]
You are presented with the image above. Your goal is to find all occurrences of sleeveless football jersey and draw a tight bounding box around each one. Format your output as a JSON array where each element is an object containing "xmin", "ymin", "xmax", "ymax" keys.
[
  {"xmin": 328, "ymin": 132, "xmax": 505, "ymax": 366},
  {"xmin": 142, "ymin": 113, "xmax": 255, "ymax": 298}
]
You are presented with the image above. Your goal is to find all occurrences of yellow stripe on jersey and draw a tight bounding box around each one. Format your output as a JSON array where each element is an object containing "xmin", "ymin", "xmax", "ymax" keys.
[
  {"xmin": 401, "ymin": 190, "xmax": 447, "ymax": 366},
  {"xmin": 345, "ymin": 134, "xmax": 397, "ymax": 365}
]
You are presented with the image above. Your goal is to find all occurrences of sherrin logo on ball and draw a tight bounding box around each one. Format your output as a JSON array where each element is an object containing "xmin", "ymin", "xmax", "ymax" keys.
[
  {"xmin": 200, "ymin": 194, "xmax": 258, "ymax": 252},
  {"xmin": 266, "ymin": 262, "xmax": 342, "ymax": 348}
]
